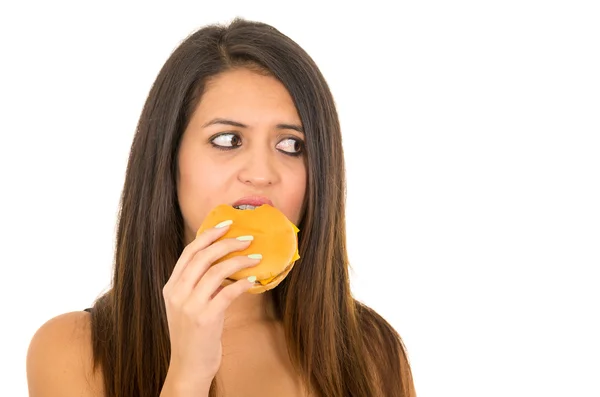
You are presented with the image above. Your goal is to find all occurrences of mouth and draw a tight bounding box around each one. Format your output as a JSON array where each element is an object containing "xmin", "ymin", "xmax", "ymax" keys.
[
  {"xmin": 233, "ymin": 204, "xmax": 261, "ymax": 210},
  {"xmin": 232, "ymin": 196, "xmax": 274, "ymax": 209}
]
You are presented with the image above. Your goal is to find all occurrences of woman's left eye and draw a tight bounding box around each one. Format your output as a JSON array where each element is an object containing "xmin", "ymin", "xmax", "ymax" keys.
[{"xmin": 276, "ymin": 138, "xmax": 304, "ymax": 156}]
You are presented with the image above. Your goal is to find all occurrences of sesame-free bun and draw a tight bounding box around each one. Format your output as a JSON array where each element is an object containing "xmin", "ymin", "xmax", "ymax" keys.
[{"xmin": 196, "ymin": 204, "xmax": 300, "ymax": 294}]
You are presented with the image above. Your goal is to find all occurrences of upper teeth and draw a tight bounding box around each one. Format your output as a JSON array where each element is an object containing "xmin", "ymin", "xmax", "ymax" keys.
[{"xmin": 235, "ymin": 204, "xmax": 258, "ymax": 210}]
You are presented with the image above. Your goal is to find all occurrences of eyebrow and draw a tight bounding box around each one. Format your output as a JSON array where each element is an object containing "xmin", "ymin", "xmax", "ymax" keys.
[{"xmin": 202, "ymin": 118, "xmax": 304, "ymax": 134}]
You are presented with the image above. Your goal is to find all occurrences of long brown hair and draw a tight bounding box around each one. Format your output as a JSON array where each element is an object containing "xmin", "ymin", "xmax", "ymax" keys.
[{"xmin": 88, "ymin": 17, "xmax": 415, "ymax": 397}]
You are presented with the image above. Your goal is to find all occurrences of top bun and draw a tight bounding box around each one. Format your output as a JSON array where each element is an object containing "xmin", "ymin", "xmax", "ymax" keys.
[{"xmin": 196, "ymin": 204, "xmax": 300, "ymax": 293}]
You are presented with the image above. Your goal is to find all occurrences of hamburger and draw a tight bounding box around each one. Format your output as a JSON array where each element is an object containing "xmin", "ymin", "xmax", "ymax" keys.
[{"xmin": 196, "ymin": 202, "xmax": 300, "ymax": 294}]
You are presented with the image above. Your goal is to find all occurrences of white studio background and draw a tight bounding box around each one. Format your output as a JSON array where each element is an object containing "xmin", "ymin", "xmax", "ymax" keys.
[{"xmin": 1, "ymin": 1, "xmax": 598, "ymax": 396}]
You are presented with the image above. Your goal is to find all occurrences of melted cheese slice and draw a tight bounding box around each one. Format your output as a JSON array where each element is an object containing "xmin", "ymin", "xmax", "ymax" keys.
[{"xmin": 259, "ymin": 275, "xmax": 277, "ymax": 285}]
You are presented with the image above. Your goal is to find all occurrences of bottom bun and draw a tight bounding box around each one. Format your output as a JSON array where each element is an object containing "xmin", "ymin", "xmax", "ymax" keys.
[{"xmin": 221, "ymin": 262, "xmax": 295, "ymax": 294}]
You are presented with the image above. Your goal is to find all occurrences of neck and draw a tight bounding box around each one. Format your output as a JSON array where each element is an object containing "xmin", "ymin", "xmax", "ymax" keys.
[{"xmin": 223, "ymin": 289, "xmax": 277, "ymax": 331}]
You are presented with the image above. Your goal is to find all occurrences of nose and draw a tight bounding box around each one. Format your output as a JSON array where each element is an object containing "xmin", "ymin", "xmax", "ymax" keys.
[{"xmin": 237, "ymin": 148, "xmax": 280, "ymax": 187}]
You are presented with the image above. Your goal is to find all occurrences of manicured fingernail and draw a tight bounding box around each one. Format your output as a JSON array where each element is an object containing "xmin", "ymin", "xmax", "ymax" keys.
[
  {"xmin": 215, "ymin": 220, "xmax": 233, "ymax": 228},
  {"xmin": 236, "ymin": 235, "xmax": 254, "ymax": 241},
  {"xmin": 247, "ymin": 254, "xmax": 262, "ymax": 260},
  {"xmin": 247, "ymin": 276, "xmax": 257, "ymax": 283}
]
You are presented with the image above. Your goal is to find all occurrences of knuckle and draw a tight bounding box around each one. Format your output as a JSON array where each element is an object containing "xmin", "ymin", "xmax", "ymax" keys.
[
  {"xmin": 162, "ymin": 280, "xmax": 175, "ymax": 294},
  {"xmin": 180, "ymin": 242, "xmax": 195, "ymax": 256},
  {"xmin": 216, "ymin": 238, "xmax": 244, "ymax": 252},
  {"xmin": 164, "ymin": 292, "xmax": 182, "ymax": 308},
  {"xmin": 203, "ymin": 262, "xmax": 223, "ymax": 279},
  {"xmin": 207, "ymin": 260, "xmax": 237, "ymax": 282},
  {"xmin": 163, "ymin": 291, "xmax": 173, "ymax": 303},
  {"xmin": 178, "ymin": 273, "xmax": 189, "ymax": 284},
  {"xmin": 183, "ymin": 234, "xmax": 207, "ymax": 254},
  {"xmin": 163, "ymin": 296, "xmax": 175, "ymax": 308},
  {"xmin": 195, "ymin": 228, "xmax": 220, "ymax": 243},
  {"xmin": 218, "ymin": 286, "xmax": 238, "ymax": 302}
]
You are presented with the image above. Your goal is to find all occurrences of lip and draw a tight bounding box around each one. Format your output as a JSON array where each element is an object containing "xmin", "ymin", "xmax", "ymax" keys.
[{"xmin": 232, "ymin": 195, "xmax": 274, "ymax": 208}]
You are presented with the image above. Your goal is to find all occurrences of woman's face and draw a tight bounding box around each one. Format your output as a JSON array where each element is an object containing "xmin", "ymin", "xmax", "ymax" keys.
[{"xmin": 177, "ymin": 68, "xmax": 307, "ymax": 244}]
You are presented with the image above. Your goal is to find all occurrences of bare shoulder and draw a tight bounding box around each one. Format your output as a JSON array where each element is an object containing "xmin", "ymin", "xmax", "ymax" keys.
[{"xmin": 26, "ymin": 311, "xmax": 104, "ymax": 397}]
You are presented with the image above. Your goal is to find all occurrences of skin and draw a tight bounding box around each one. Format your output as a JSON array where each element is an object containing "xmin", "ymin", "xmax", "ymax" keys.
[
  {"xmin": 176, "ymin": 66, "xmax": 307, "ymax": 326},
  {"xmin": 26, "ymin": 68, "xmax": 311, "ymax": 397},
  {"xmin": 178, "ymin": 67, "xmax": 306, "ymax": 241},
  {"xmin": 175, "ymin": 67, "xmax": 309, "ymax": 394}
]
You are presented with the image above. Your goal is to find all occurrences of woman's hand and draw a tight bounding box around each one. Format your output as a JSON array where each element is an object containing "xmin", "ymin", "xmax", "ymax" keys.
[{"xmin": 161, "ymin": 220, "xmax": 260, "ymax": 394}]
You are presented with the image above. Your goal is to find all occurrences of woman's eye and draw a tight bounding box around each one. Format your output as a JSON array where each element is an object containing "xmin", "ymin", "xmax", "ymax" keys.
[
  {"xmin": 211, "ymin": 133, "xmax": 241, "ymax": 148},
  {"xmin": 276, "ymin": 138, "xmax": 304, "ymax": 155}
]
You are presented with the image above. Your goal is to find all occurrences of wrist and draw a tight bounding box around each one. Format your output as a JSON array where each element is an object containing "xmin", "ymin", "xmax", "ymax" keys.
[{"xmin": 161, "ymin": 370, "xmax": 212, "ymax": 397}]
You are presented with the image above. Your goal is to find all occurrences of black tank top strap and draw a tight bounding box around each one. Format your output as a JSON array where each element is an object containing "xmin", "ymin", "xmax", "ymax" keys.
[{"xmin": 83, "ymin": 308, "xmax": 92, "ymax": 313}]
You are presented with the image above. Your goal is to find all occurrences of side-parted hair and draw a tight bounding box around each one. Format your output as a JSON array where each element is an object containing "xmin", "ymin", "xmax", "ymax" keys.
[{"xmin": 88, "ymin": 17, "xmax": 415, "ymax": 397}]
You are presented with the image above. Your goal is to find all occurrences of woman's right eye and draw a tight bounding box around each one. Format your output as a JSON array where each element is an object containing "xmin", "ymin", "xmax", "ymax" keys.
[{"xmin": 210, "ymin": 133, "xmax": 241, "ymax": 149}]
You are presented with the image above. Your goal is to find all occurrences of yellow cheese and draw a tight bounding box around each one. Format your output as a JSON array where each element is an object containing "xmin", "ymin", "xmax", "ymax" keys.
[{"xmin": 259, "ymin": 275, "xmax": 277, "ymax": 285}]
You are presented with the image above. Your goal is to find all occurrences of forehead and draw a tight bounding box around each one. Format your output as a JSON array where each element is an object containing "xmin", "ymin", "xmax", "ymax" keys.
[{"xmin": 193, "ymin": 68, "xmax": 301, "ymax": 124}]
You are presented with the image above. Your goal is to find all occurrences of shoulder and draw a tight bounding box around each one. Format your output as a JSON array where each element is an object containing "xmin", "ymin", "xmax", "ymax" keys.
[{"xmin": 26, "ymin": 311, "xmax": 104, "ymax": 397}]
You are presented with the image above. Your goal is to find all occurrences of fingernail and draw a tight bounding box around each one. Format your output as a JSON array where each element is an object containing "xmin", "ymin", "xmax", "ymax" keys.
[
  {"xmin": 247, "ymin": 254, "xmax": 262, "ymax": 260},
  {"xmin": 247, "ymin": 276, "xmax": 257, "ymax": 283},
  {"xmin": 215, "ymin": 220, "xmax": 233, "ymax": 228},
  {"xmin": 236, "ymin": 235, "xmax": 254, "ymax": 241}
]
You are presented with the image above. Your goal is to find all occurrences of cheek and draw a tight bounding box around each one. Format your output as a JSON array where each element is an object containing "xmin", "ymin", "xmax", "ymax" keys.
[
  {"xmin": 283, "ymin": 166, "xmax": 307, "ymax": 225},
  {"xmin": 177, "ymin": 156, "xmax": 224, "ymax": 234}
]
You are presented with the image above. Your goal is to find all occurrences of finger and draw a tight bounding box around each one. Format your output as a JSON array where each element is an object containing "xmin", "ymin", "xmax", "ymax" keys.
[
  {"xmin": 192, "ymin": 254, "xmax": 261, "ymax": 301},
  {"xmin": 210, "ymin": 277, "xmax": 257, "ymax": 314},
  {"xmin": 174, "ymin": 237, "xmax": 253, "ymax": 293},
  {"xmin": 168, "ymin": 220, "xmax": 233, "ymax": 284}
]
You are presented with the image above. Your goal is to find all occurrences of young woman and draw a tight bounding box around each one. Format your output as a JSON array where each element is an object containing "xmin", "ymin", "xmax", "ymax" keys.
[{"xmin": 26, "ymin": 18, "xmax": 416, "ymax": 397}]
